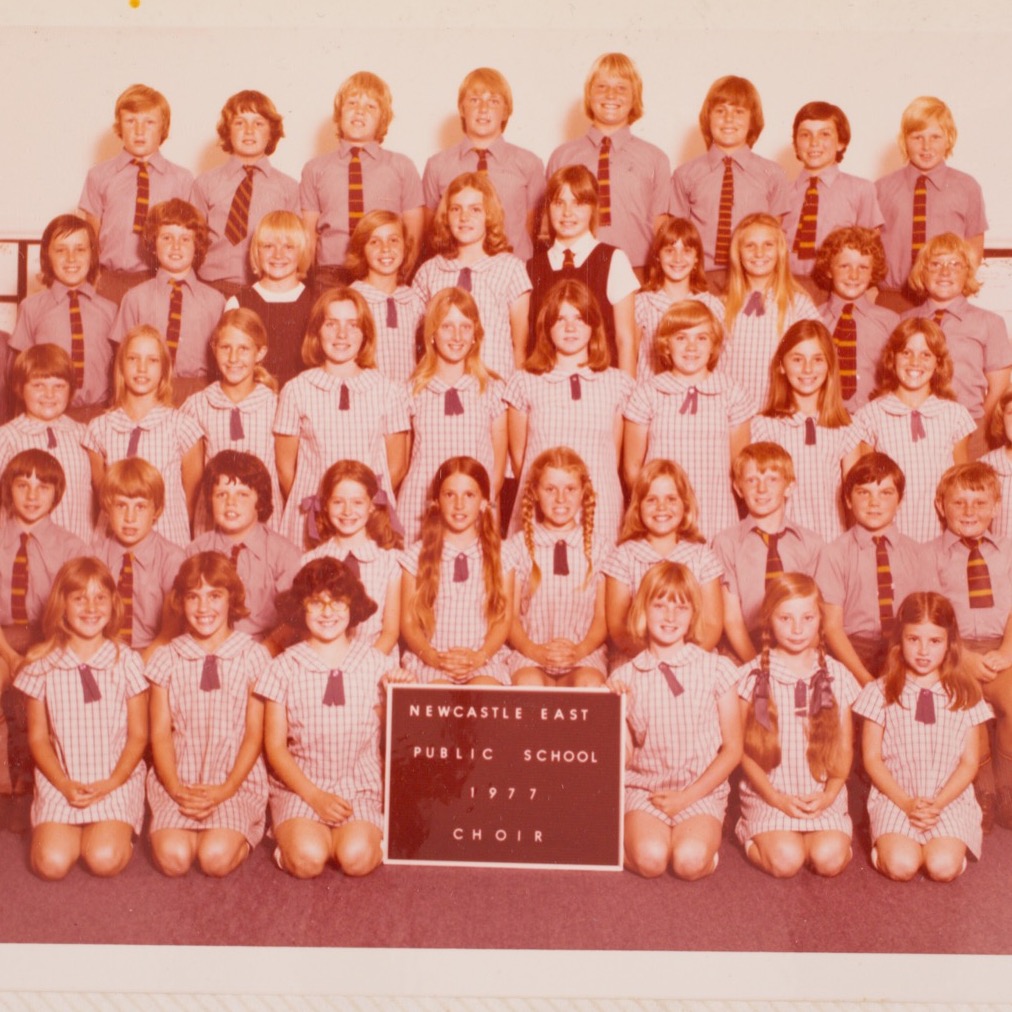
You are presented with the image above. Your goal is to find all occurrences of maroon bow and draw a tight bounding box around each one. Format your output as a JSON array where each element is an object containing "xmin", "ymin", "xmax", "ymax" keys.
[
  {"xmin": 126, "ymin": 426, "xmax": 143, "ymax": 458},
  {"xmin": 569, "ymin": 374, "xmax": 582, "ymax": 401},
  {"xmin": 229, "ymin": 407, "xmax": 244, "ymax": 441},
  {"xmin": 804, "ymin": 417, "xmax": 817, "ymax": 446},
  {"xmin": 79, "ymin": 664, "xmax": 102, "ymax": 703},
  {"xmin": 300, "ymin": 494, "xmax": 323, "ymax": 543},
  {"xmin": 553, "ymin": 540, "xmax": 569, "ymax": 575},
  {"xmin": 46, "ymin": 427, "xmax": 57, "ymax": 449},
  {"xmin": 679, "ymin": 386, "xmax": 698, "ymax": 415},
  {"xmin": 453, "ymin": 553, "xmax": 468, "ymax": 582},
  {"xmin": 910, "ymin": 410, "xmax": 926, "ymax": 442},
  {"xmin": 457, "ymin": 267, "xmax": 472, "ymax": 292},
  {"xmin": 743, "ymin": 291, "xmax": 765, "ymax": 317},
  {"xmin": 659, "ymin": 661, "xmax": 684, "ymax": 697},
  {"xmin": 915, "ymin": 687, "xmax": 936, "ymax": 724},
  {"xmin": 808, "ymin": 667, "xmax": 834, "ymax": 716},
  {"xmin": 338, "ymin": 383, "xmax": 350, "ymax": 411},
  {"xmin": 200, "ymin": 654, "xmax": 220, "ymax": 692},
  {"xmin": 386, "ymin": 297, "xmax": 397, "ymax": 328},
  {"xmin": 322, "ymin": 668, "xmax": 346, "ymax": 706},
  {"xmin": 444, "ymin": 388, "xmax": 465, "ymax": 416},
  {"xmin": 343, "ymin": 553, "xmax": 361, "ymax": 579}
]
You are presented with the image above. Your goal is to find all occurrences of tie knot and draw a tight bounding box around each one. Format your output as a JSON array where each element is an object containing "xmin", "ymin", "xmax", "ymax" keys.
[
  {"xmin": 841, "ymin": 302, "xmax": 854, "ymax": 314},
  {"xmin": 350, "ymin": 146, "xmax": 361, "ymax": 157},
  {"xmin": 723, "ymin": 156, "xmax": 732, "ymax": 169},
  {"xmin": 600, "ymin": 136, "xmax": 611, "ymax": 152},
  {"xmin": 132, "ymin": 158, "xmax": 145, "ymax": 168},
  {"xmin": 963, "ymin": 536, "xmax": 982, "ymax": 551},
  {"xmin": 244, "ymin": 165, "xmax": 256, "ymax": 178},
  {"xmin": 170, "ymin": 278, "xmax": 182, "ymax": 291},
  {"xmin": 562, "ymin": 248, "xmax": 575, "ymax": 268}
]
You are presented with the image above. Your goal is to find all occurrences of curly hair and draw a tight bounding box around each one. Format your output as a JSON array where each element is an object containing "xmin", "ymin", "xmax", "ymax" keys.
[
  {"xmin": 279, "ymin": 557, "xmax": 378, "ymax": 634},
  {"xmin": 203, "ymin": 450, "xmax": 274, "ymax": 523},
  {"xmin": 811, "ymin": 226, "xmax": 887, "ymax": 292},
  {"xmin": 168, "ymin": 551, "xmax": 250, "ymax": 627},
  {"xmin": 870, "ymin": 318, "xmax": 956, "ymax": 402}
]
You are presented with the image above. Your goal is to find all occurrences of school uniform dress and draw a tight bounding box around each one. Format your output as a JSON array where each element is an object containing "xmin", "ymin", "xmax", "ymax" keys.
[
  {"xmin": 546, "ymin": 126, "xmax": 671, "ymax": 269},
  {"xmin": 83, "ymin": 406, "xmax": 203, "ymax": 548},
  {"xmin": 399, "ymin": 540, "xmax": 510, "ymax": 685},
  {"xmin": 875, "ymin": 163, "xmax": 988, "ymax": 292},
  {"xmin": 255, "ymin": 638, "xmax": 386, "ymax": 830},
  {"xmin": 634, "ymin": 288, "xmax": 725, "ymax": 377},
  {"xmin": 398, "ymin": 375, "xmax": 506, "ymax": 545},
  {"xmin": 145, "ymin": 630, "xmax": 270, "ymax": 845},
  {"xmin": 750, "ymin": 413, "xmax": 862, "ymax": 542},
  {"xmin": 624, "ymin": 370, "xmax": 754, "ymax": 540},
  {"xmin": 298, "ymin": 141, "xmax": 424, "ymax": 269},
  {"xmin": 504, "ymin": 366, "xmax": 633, "ymax": 547},
  {"xmin": 350, "ymin": 280, "xmax": 425, "ymax": 385},
  {"xmin": 190, "ymin": 156, "xmax": 300, "ymax": 287},
  {"xmin": 503, "ymin": 523, "xmax": 606, "ymax": 676},
  {"xmin": 613, "ymin": 644, "xmax": 739, "ymax": 826},
  {"xmin": 852, "ymin": 394, "xmax": 975, "ymax": 543},
  {"xmin": 273, "ymin": 367, "xmax": 411, "ymax": 548},
  {"xmin": 79, "ymin": 150, "xmax": 195, "ymax": 274},
  {"xmin": 91, "ymin": 531, "xmax": 184, "ymax": 650},
  {"xmin": 818, "ymin": 294, "xmax": 898, "ymax": 413},
  {"xmin": 0, "ymin": 414, "xmax": 93, "ymax": 542},
  {"xmin": 111, "ymin": 269, "xmax": 227, "ymax": 382},
  {"xmin": 900, "ymin": 296, "xmax": 1012, "ymax": 422},
  {"xmin": 423, "ymin": 135, "xmax": 546, "ymax": 262},
  {"xmin": 783, "ymin": 166, "xmax": 883, "ymax": 277},
  {"xmin": 225, "ymin": 283, "xmax": 315, "ymax": 387},
  {"xmin": 668, "ymin": 146, "xmax": 792, "ymax": 273},
  {"xmin": 979, "ymin": 448, "xmax": 1012, "ymax": 538},
  {"xmin": 853, "ymin": 677, "xmax": 992, "ymax": 857},
  {"xmin": 15, "ymin": 641, "xmax": 148, "ymax": 832},
  {"xmin": 735, "ymin": 654, "xmax": 859, "ymax": 845},
  {"xmin": 180, "ymin": 381, "xmax": 284, "ymax": 533},
  {"xmin": 10, "ymin": 282, "xmax": 117, "ymax": 410},
  {"xmin": 412, "ymin": 253, "xmax": 531, "ymax": 381},
  {"xmin": 302, "ymin": 539, "xmax": 401, "ymax": 653},
  {"xmin": 724, "ymin": 289, "xmax": 821, "ymax": 409}
]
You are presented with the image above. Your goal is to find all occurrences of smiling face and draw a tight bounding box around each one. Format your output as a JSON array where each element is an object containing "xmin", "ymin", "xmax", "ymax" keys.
[
  {"xmin": 894, "ymin": 331, "xmax": 937, "ymax": 393},
  {"xmin": 340, "ymin": 91, "xmax": 381, "ymax": 144},
  {"xmin": 304, "ymin": 592, "xmax": 352, "ymax": 644},
  {"xmin": 645, "ymin": 593, "xmax": 694, "ymax": 650},
  {"xmin": 9, "ymin": 471, "xmax": 56, "ymax": 527},
  {"xmin": 829, "ymin": 247, "xmax": 874, "ymax": 302},
  {"xmin": 49, "ymin": 229, "xmax": 92, "ymax": 289},
  {"xmin": 659, "ymin": 239, "xmax": 698, "ymax": 286},
  {"xmin": 229, "ymin": 110, "xmax": 271, "ymax": 162},
  {"xmin": 906, "ymin": 119, "xmax": 948, "ymax": 172},
  {"xmin": 256, "ymin": 236, "xmax": 301, "ymax": 283},
  {"xmin": 847, "ymin": 478, "xmax": 901, "ymax": 532},
  {"xmin": 438, "ymin": 472, "xmax": 484, "ymax": 536},
  {"xmin": 447, "ymin": 186, "xmax": 487, "ymax": 249},
  {"xmin": 65, "ymin": 578, "xmax": 114, "ymax": 646},
  {"xmin": 901, "ymin": 620, "xmax": 948, "ymax": 679},
  {"xmin": 938, "ymin": 485, "xmax": 999, "ymax": 540},
  {"xmin": 534, "ymin": 466, "xmax": 582, "ymax": 530},
  {"xmin": 549, "ymin": 300, "xmax": 593, "ymax": 363},
  {"xmin": 319, "ymin": 300, "xmax": 365, "ymax": 369},
  {"xmin": 182, "ymin": 578, "xmax": 231, "ymax": 649},
  {"xmin": 213, "ymin": 325, "xmax": 265, "ymax": 389},
  {"xmin": 433, "ymin": 304, "xmax": 476, "ymax": 366},
  {"xmin": 794, "ymin": 118, "xmax": 843, "ymax": 172},
  {"xmin": 734, "ymin": 462, "xmax": 791, "ymax": 520},
  {"xmin": 210, "ymin": 477, "xmax": 260, "ymax": 539},
  {"xmin": 549, "ymin": 184, "xmax": 594, "ymax": 244},
  {"xmin": 709, "ymin": 100, "xmax": 751, "ymax": 151},
  {"xmin": 326, "ymin": 478, "xmax": 373, "ymax": 539},
  {"xmin": 21, "ymin": 375, "xmax": 71, "ymax": 422},
  {"xmin": 106, "ymin": 494, "xmax": 158, "ymax": 548},
  {"xmin": 588, "ymin": 72, "xmax": 634, "ymax": 130},
  {"xmin": 739, "ymin": 225, "xmax": 780, "ymax": 282},
  {"xmin": 770, "ymin": 593, "xmax": 821, "ymax": 656},
  {"xmin": 667, "ymin": 323, "xmax": 713, "ymax": 379},
  {"xmin": 155, "ymin": 224, "xmax": 196, "ymax": 275},
  {"xmin": 121, "ymin": 334, "xmax": 164, "ymax": 398},
  {"xmin": 780, "ymin": 336, "xmax": 829, "ymax": 400},
  {"xmin": 363, "ymin": 222, "xmax": 405, "ymax": 279},
  {"xmin": 923, "ymin": 253, "xmax": 969, "ymax": 304},
  {"xmin": 461, "ymin": 88, "xmax": 506, "ymax": 142},
  {"xmin": 639, "ymin": 475, "xmax": 685, "ymax": 538},
  {"xmin": 119, "ymin": 108, "xmax": 164, "ymax": 159}
]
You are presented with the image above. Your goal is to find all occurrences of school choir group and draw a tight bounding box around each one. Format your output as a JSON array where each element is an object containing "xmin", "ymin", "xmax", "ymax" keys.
[{"xmin": 1, "ymin": 53, "xmax": 1009, "ymax": 887}]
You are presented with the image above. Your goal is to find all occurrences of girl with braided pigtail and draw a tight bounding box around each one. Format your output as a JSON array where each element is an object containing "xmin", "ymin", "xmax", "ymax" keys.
[
  {"xmin": 504, "ymin": 447, "xmax": 606, "ymax": 687},
  {"xmin": 736, "ymin": 572, "xmax": 859, "ymax": 878}
]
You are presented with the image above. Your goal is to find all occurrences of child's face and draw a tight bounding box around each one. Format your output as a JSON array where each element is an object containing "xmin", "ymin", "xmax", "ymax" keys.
[
  {"xmin": 9, "ymin": 470, "xmax": 56, "ymax": 527},
  {"xmin": 447, "ymin": 186, "xmax": 487, "ymax": 248},
  {"xmin": 708, "ymin": 100, "xmax": 751, "ymax": 151},
  {"xmin": 770, "ymin": 593, "xmax": 821, "ymax": 655},
  {"xmin": 938, "ymin": 485, "xmax": 999, "ymax": 540},
  {"xmin": 646, "ymin": 594, "xmax": 693, "ymax": 649},
  {"xmin": 326, "ymin": 478, "xmax": 373, "ymax": 538},
  {"xmin": 155, "ymin": 225, "xmax": 196, "ymax": 275},
  {"xmin": 901, "ymin": 620, "xmax": 948, "ymax": 679},
  {"xmin": 733, "ymin": 462, "xmax": 791, "ymax": 520},
  {"xmin": 340, "ymin": 91, "xmax": 381, "ymax": 144},
  {"xmin": 21, "ymin": 375, "xmax": 71, "ymax": 422},
  {"xmin": 549, "ymin": 300, "xmax": 593, "ymax": 362},
  {"xmin": 213, "ymin": 325, "xmax": 266, "ymax": 388},
  {"xmin": 894, "ymin": 331, "xmax": 937, "ymax": 393},
  {"xmin": 535, "ymin": 466, "xmax": 582, "ymax": 529},
  {"xmin": 229, "ymin": 110, "xmax": 271, "ymax": 162},
  {"xmin": 119, "ymin": 107, "xmax": 164, "ymax": 159},
  {"xmin": 256, "ymin": 234, "xmax": 301, "ymax": 282},
  {"xmin": 640, "ymin": 475, "xmax": 685, "ymax": 538},
  {"xmin": 906, "ymin": 120, "xmax": 948, "ymax": 172},
  {"xmin": 739, "ymin": 226, "xmax": 779, "ymax": 282},
  {"xmin": 847, "ymin": 478, "xmax": 900, "ymax": 531},
  {"xmin": 830, "ymin": 247, "xmax": 874, "ymax": 302},
  {"xmin": 210, "ymin": 476, "xmax": 260, "ymax": 538},
  {"xmin": 106, "ymin": 494, "xmax": 159, "ymax": 548},
  {"xmin": 49, "ymin": 229, "xmax": 92, "ymax": 288},
  {"xmin": 779, "ymin": 337, "xmax": 829, "ymax": 400},
  {"xmin": 659, "ymin": 239, "xmax": 698, "ymax": 285},
  {"xmin": 438, "ymin": 473, "xmax": 484, "ymax": 535},
  {"xmin": 549, "ymin": 184, "xmax": 594, "ymax": 243},
  {"xmin": 121, "ymin": 335, "xmax": 164, "ymax": 398},
  {"xmin": 65, "ymin": 578, "xmax": 113, "ymax": 644},
  {"xmin": 433, "ymin": 305, "xmax": 476, "ymax": 365},
  {"xmin": 363, "ymin": 222, "xmax": 405, "ymax": 278},
  {"xmin": 667, "ymin": 323, "xmax": 713, "ymax": 379},
  {"xmin": 182, "ymin": 578, "xmax": 231, "ymax": 646},
  {"xmin": 923, "ymin": 252, "xmax": 969, "ymax": 303},
  {"xmin": 319, "ymin": 300, "xmax": 365, "ymax": 368},
  {"xmin": 794, "ymin": 119, "xmax": 843, "ymax": 172},
  {"xmin": 304, "ymin": 592, "xmax": 351, "ymax": 644},
  {"xmin": 589, "ymin": 72, "xmax": 634, "ymax": 129},
  {"xmin": 461, "ymin": 88, "xmax": 506, "ymax": 141}
]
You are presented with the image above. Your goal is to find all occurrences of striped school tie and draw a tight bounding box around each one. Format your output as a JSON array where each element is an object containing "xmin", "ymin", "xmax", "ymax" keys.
[
  {"xmin": 963, "ymin": 537, "xmax": 995, "ymax": 609},
  {"xmin": 165, "ymin": 279, "xmax": 183, "ymax": 363},
  {"xmin": 792, "ymin": 176, "xmax": 819, "ymax": 259},
  {"xmin": 933, "ymin": 308, "xmax": 946, "ymax": 325},
  {"xmin": 714, "ymin": 157, "xmax": 734, "ymax": 269},
  {"xmin": 224, "ymin": 165, "xmax": 256, "ymax": 245},
  {"xmin": 474, "ymin": 148, "xmax": 489, "ymax": 173},
  {"xmin": 597, "ymin": 136, "xmax": 612, "ymax": 227},
  {"xmin": 911, "ymin": 175, "xmax": 928, "ymax": 267},
  {"xmin": 873, "ymin": 535, "xmax": 895, "ymax": 636},
  {"xmin": 756, "ymin": 529, "xmax": 784, "ymax": 584},
  {"xmin": 132, "ymin": 159, "xmax": 150, "ymax": 234},
  {"xmin": 348, "ymin": 147, "xmax": 364, "ymax": 233},
  {"xmin": 118, "ymin": 552, "xmax": 133, "ymax": 645},
  {"xmin": 11, "ymin": 532, "xmax": 29, "ymax": 626},
  {"xmin": 68, "ymin": 289, "xmax": 85, "ymax": 389},
  {"xmin": 832, "ymin": 302, "xmax": 857, "ymax": 401},
  {"xmin": 562, "ymin": 249, "xmax": 575, "ymax": 271},
  {"xmin": 230, "ymin": 543, "xmax": 245, "ymax": 568}
]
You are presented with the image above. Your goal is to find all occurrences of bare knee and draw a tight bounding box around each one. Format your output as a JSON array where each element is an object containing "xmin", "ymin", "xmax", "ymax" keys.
[
  {"xmin": 759, "ymin": 837, "xmax": 806, "ymax": 878},
  {"xmin": 31, "ymin": 842, "xmax": 75, "ymax": 881},
  {"xmin": 336, "ymin": 830, "xmax": 383, "ymax": 877},
  {"xmin": 569, "ymin": 668, "xmax": 606, "ymax": 688},
  {"xmin": 151, "ymin": 834, "xmax": 194, "ymax": 877},
  {"xmin": 280, "ymin": 836, "xmax": 329, "ymax": 879},
  {"xmin": 671, "ymin": 837, "xmax": 717, "ymax": 881},
  {"xmin": 197, "ymin": 835, "xmax": 247, "ymax": 878},
  {"xmin": 924, "ymin": 849, "xmax": 966, "ymax": 883},
  {"xmin": 625, "ymin": 836, "xmax": 669, "ymax": 878},
  {"xmin": 808, "ymin": 838, "xmax": 851, "ymax": 878},
  {"xmin": 877, "ymin": 846, "xmax": 920, "ymax": 881},
  {"xmin": 512, "ymin": 668, "xmax": 548, "ymax": 687},
  {"xmin": 82, "ymin": 837, "xmax": 133, "ymax": 877}
]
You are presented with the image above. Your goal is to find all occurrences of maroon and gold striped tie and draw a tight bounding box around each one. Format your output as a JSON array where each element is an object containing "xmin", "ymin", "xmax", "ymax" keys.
[
  {"xmin": 714, "ymin": 157, "xmax": 734, "ymax": 269},
  {"xmin": 118, "ymin": 552, "xmax": 134, "ymax": 645},
  {"xmin": 224, "ymin": 165, "xmax": 256, "ymax": 245},
  {"xmin": 911, "ymin": 175, "xmax": 928, "ymax": 267},
  {"xmin": 874, "ymin": 535, "xmax": 895, "ymax": 636},
  {"xmin": 474, "ymin": 148, "xmax": 488, "ymax": 173},
  {"xmin": 792, "ymin": 176, "xmax": 819, "ymax": 260},
  {"xmin": 833, "ymin": 302, "xmax": 857, "ymax": 401},
  {"xmin": 348, "ymin": 146, "xmax": 364, "ymax": 233},
  {"xmin": 597, "ymin": 136, "xmax": 612, "ymax": 227},
  {"xmin": 68, "ymin": 289, "xmax": 85, "ymax": 390},
  {"xmin": 964, "ymin": 537, "xmax": 995, "ymax": 609},
  {"xmin": 132, "ymin": 159, "xmax": 150, "ymax": 234},
  {"xmin": 166, "ymin": 279, "xmax": 183, "ymax": 363},
  {"xmin": 11, "ymin": 532, "xmax": 29, "ymax": 626},
  {"xmin": 757, "ymin": 529, "xmax": 784, "ymax": 584}
]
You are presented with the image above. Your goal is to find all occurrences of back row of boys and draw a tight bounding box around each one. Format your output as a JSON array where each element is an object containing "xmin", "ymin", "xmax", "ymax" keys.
[{"xmin": 73, "ymin": 55, "xmax": 985, "ymax": 308}]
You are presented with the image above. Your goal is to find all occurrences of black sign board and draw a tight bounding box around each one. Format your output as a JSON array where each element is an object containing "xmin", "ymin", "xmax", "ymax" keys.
[{"xmin": 384, "ymin": 685, "xmax": 624, "ymax": 869}]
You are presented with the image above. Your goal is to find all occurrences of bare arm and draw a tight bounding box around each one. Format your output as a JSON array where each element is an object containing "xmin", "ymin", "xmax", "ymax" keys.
[
  {"xmin": 300, "ymin": 212, "xmax": 321, "ymax": 266},
  {"xmin": 509, "ymin": 293, "xmax": 531, "ymax": 369},
  {"xmin": 697, "ymin": 577, "xmax": 724, "ymax": 652},
  {"xmin": 721, "ymin": 588, "xmax": 757, "ymax": 663},
  {"xmin": 373, "ymin": 569, "xmax": 402, "ymax": 656},
  {"xmin": 605, "ymin": 575, "xmax": 639, "ymax": 659},
  {"xmin": 275, "ymin": 434, "xmax": 300, "ymax": 500},
  {"xmin": 490, "ymin": 411, "xmax": 508, "ymax": 502},
  {"xmin": 401, "ymin": 207, "xmax": 425, "ymax": 274},
  {"xmin": 385, "ymin": 432, "xmax": 410, "ymax": 493},
  {"xmin": 506, "ymin": 406, "xmax": 528, "ymax": 479},
  {"xmin": 621, "ymin": 421, "xmax": 648, "ymax": 490},
  {"xmin": 180, "ymin": 440, "xmax": 204, "ymax": 526},
  {"xmin": 612, "ymin": 292, "xmax": 637, "ymax": 378},
  {"xmin": 822, "ymin": 602, "xmax": 875, "ymax": 686}
]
